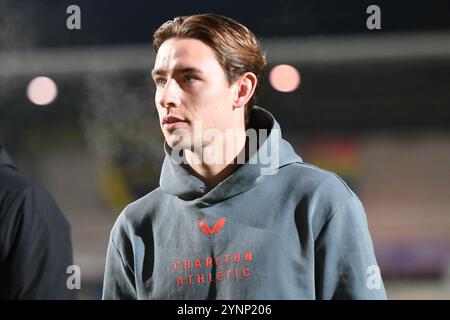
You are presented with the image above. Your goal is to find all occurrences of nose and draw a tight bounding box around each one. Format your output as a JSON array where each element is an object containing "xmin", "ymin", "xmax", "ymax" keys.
[{"xmin": 157, "ymin": 78, "xmax": 181, "ymax": 109}]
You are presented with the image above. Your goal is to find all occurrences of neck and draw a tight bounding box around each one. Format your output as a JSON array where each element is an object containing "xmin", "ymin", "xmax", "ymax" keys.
[{"xmin": 184, "ymin": 130, "xmax": 248, "ymax": 187}]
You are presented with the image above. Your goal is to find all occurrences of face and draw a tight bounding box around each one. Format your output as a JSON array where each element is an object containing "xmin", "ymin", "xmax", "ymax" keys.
[{"xmin": 152, "ymin": 38, "xmax": 242, "ymax": 150}]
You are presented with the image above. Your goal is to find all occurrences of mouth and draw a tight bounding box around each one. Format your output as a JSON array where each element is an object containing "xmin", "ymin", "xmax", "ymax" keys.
[{"xmin": 162, "ymin": 115, "xmax": 187, "ymax": 130}]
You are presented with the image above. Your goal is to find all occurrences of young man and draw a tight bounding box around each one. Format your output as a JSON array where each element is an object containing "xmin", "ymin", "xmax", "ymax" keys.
[{"xmin": 103, "ymin": 13, "xmax": 387, "ymax": 299}]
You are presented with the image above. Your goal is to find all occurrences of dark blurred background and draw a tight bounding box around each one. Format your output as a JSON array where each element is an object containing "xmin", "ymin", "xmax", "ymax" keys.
[{"xmin": 1, "ymin": 0, "xmax": 450, "ymax": 299}]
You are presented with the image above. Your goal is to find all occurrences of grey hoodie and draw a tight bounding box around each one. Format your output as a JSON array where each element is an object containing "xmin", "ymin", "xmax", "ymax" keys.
[{"xmin": 102, "ymin": 106, "xmax": 387, "ymax": 300}]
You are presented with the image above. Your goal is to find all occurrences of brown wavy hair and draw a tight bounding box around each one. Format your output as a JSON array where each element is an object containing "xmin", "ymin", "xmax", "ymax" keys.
[{"xmin": 153, "ymin": 13, "xmax": 266, "ymax": 126}]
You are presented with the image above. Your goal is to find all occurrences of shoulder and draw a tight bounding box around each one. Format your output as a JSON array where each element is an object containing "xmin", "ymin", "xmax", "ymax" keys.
[
  {"xmin": 0, "ymin": 167, "xmax": 67, "ymax": 225},
  {"xmin": 279, "ymin": 161, "xmax": 363, "ymax": 232},
  {"xmin": 0, "ymin": 167, "xmax": 70, "ymax": 262},
  {"xmin": 109, "ymin": 187, "xmax": 166, "ymax": 241},
  {"xmin": 0, "ymin": 166, "xmax": 36, "ymax": 201},
  {"xmin": 280, "ymin": 161, "xmax": 355, "ymax": 202}
]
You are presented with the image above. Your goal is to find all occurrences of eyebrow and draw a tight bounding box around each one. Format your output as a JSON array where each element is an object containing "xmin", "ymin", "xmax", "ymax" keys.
[{"xmin": 151, "ymin": 67, "xmax": 204, "ymax": 78}]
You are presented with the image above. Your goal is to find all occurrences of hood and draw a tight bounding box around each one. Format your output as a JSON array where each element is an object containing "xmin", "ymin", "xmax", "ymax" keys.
[
  {"xmin": 159, "ymin": 106, "xmax": 302, "ymax": 205},
  {"xmin": 0, "ymin": 145, "xmax": 17, "ymax": 170}
]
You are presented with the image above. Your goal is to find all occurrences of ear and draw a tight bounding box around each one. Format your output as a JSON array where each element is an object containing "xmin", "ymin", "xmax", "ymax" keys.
[{"xmin": 233, "ymin": 72, "xmax": 258, "ymax": 108}]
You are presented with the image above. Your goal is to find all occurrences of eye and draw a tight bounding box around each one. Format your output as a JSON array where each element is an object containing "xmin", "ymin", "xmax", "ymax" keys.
[
  {"xmin": 183, "ymin": 75, "xmax": 197, "ymax": 84},
  {"xmin": 154, "ymin": 78, "xmax": 166, "ymax": 87}
]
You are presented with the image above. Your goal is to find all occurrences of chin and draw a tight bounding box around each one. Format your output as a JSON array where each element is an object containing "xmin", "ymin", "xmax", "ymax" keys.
[
  {"xmin": 165, "ymin": 128, "xmax": 195, "ymax": 150},
  {"xmin": 166, "ymin": 134, "xmax": 189, "ymax": 150}
]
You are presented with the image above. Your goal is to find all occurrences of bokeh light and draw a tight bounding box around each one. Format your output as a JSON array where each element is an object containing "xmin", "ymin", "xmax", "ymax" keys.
[
  {"xmin": 269, "ymin": 64, "xmax": 301, "ymax": 93},
  {"xmin": 27, "ymin": 76, "xmax": 58, "ymax": 105}
]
